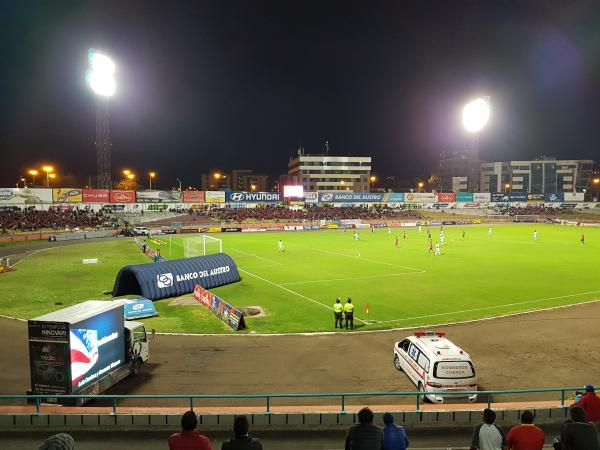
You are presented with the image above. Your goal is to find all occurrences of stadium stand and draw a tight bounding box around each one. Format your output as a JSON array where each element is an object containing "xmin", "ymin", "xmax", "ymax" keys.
[{"xmin": 0, "ymin": 206, "xmax": 116, "ymax": 232}]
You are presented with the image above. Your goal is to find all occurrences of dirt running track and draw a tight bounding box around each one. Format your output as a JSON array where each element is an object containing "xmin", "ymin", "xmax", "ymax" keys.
[{"xmin": 1, "ymin": 301, "xmax": 599, "ymax": 407}]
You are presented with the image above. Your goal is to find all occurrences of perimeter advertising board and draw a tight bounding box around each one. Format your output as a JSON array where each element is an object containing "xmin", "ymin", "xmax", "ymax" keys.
[
  {"xmin": 404, "ymin": 192, "xmax": 437, "ymax": 203},
  {"xmin": 53, "ymin": 188, "xmax": 83, "ymax": 203},
  {"xmin": 318, "ymin": 192, "xmax": 386, "ymax": 203},
  {"xmin": 508, "ymin": 193, "xmax": 528, "ymax": 202},
  {"xmin": 183, "ymin": 190, "xmax": 205, "ymax": 203},
  {"xmin": 473, "ymin": 193, "xmax": 491, "ymax": 202},
  {"xmin": 528, "ymin": 194, "xmax": 545, "ymax": 202},
  {"xmin": 193, "ymin": 285, "xmax": 245, "ymax": 330},
  {"xmin": 205, "ymin": 191, "xmax": 226, "ymax": 203},
  {"xmin": 109, "ymin": 190, "xmax": 135, "ymax": 203},
  {"xmin": 136, "ymin": 190, "xmax": 182, "ymax": 203},
  {"xmin": 456, "ymin": 192, "xmax": 474, "ymax": 202},
  {"xmin": 384, "ymin": 192, "xmax": 404, "ymax": 203},
  {"xmin": 545, "ymin": 193, "xmax": 564, "ymax": 202},
  {"xmin": 226, "ymin": 192, "xmax": 281, "ymax": 203},
  {"xmin": 564, "ymin": 192, "xmax": 584, "ymax": 202},
  {"xmin": 83, "ymin": 189, "xmax": 110, "ymax": 203},
  {"xmin": 304, "ymin": 192, "xmax": 318, "ymax": 203},
  {"xmin": 0, "ymin": 188, "xmax": 53, "ymax": 204},
  {"xmin": 437, "ymin": 193, "xmax": 456, "ymax": 202},
  {"xmin": 491, "ymin": 193, "xmax": 510, "ymax": 202}
]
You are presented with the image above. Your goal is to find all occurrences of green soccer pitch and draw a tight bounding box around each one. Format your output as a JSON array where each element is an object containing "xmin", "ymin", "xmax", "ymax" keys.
[{"xmin": 1, "ymin": 224, "xmax": 599, "ymax": 334}]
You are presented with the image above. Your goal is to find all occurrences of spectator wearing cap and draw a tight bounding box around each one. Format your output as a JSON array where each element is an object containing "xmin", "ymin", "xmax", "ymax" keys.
[
  {"xmin": 345, "ymin": 407, "xmax": 384, "ymax": 450},
  {"xmin": 169, "ymin": 410, "xmax": 212, "ymax": 450},
  {"xmin": 574, "ymin": 385, "xmax": 600, "ymax": 422},
  {"xmin": 382, "ymin": 412, "xmax": 409, "ymax": 450},
  {"xmin": 470, "ymin": 408, "xmax": 507, "ymax": 450},
  {"xmin": 38, "ymin": 433, "xmax": 75, "ymax": 450},
  {"xmin": 221, "ymin": 415, "xmax": 262, "ymax": 450},
  {"xmin": 507, "ymin": 410, "xmax": 544, "ymax": 450},
  {"xmin": 554, "ymin": 405, "xmax": 600, "ymax": 450}
]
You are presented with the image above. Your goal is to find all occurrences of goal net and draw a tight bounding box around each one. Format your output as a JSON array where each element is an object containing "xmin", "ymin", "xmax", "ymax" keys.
[
  {"xmin": 513, "ymin": 215, "xmax": 539, "ymax": 223},
  {"xmin": 184, "ymin": 235, "xmax": 223, "ymax": 258}
]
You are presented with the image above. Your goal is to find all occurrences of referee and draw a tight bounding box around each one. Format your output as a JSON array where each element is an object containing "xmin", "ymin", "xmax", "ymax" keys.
[
  {"xmin": 333, "ymin": 298, "xmax": 344, "ymax": 328},
  {"xmin": 344, "ymin": 298, "xmax": 355, "ymax": 330}
]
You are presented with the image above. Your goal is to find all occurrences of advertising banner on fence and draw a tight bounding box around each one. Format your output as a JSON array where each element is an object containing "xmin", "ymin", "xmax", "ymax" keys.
[
  {"xmin": 0, "ymin": 188, "xmax": 53, "ymax": 204},
  {"xmin": 226, "ymin": 192, "xmax": 281, "ymax": 203},
  {"xmin": 545, "ymin": 193, "xmax": 564, "ymax": 202},
  {"xmin": 404, "ymin": 192, "xmax": 437, "ymax": 203},
  {"xmin": 456, "ymin": 192, "xmax": 474, "ymax": 202},
  {"xmin": 118, "ymin": 298, "xmax": 159, "ymax": 320},
  {"xmin": 83, "ymin": 189, "xmax": 109, "ymax": 203},
  {"xmin": 109, "ymin": 190, "xmax": 135, "ymax": 203},
  {"xmin": 528, "ymin": 194, "xmax": 545, "ymax": 202},
  {"xmin": 304, "ymin": 192, "xmax": 318, "ymax": 203},
  {"xmin": 205, "ymin": 191, "xmax": 226, "ymax": 203},
  {"xmin": 473, "ymin": 193, "xmax": 491, "ymax": 202},
  {"xmin": 318, "ymin": 192, "xmax": 385, "ymax": 203},
  {"xmin": 183, "ymin": 190, "xmax": 205, "ymax": 203},
  {"xmin": 491, "ymin": 193, "xmax": 510, "ymax": 202},
  {"xmin": 384, "ymin": 192, "xmax": 404, "ymax": 203},
  {"xmin": 136, "ymin": 190, "xmax": 182, "ymax": 203},
  {"xmin": 508, "ymin": 193, "xmax": 527, "ymax": 202},
  {"xmin": 52, "ymin": 188, "xmax": 83, "ymax": 203},
  {"xmin": 437, "ymin": 192, "xmax": 456, "ymax": 202},
  {"xmin": 193, "ymin": 285, "xmax": 245, "ymax": 331},
  {"xmin": 564, "ymin": 192, "xmax": 584, "ymax": 202}
]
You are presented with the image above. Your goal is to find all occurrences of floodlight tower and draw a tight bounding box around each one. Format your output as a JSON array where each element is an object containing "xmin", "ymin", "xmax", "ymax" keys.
[
  {"xmin": 86, "ymin": 49, "xmax": 116, "ymax": 189},
  {"xmin": 462, "ymin": 96, "xmax": 491, "ymax": 160}
]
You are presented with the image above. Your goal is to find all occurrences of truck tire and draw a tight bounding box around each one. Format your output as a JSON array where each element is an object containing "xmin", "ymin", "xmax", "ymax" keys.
[{"xmin": 394, "ymin": 355, "xmax": 403, "ymax": 371}]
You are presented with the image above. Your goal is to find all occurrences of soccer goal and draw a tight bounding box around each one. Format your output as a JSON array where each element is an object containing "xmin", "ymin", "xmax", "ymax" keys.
[
  {"xmin": 183, "ymin": 235, "xmax": 223, "ymax": 258},
  {"xmin": 513, "ymin": 215, "xmax": 539, "ymax": 223}
]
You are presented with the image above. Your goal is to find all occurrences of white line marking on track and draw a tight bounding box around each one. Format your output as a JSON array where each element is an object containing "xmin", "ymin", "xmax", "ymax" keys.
[
  {"xmin": 239, "ymin": 268, "xmax": 367, "ymax": 324},
  {"xmin": 231, "ymin": 248, "xmax": 282, "ymax": 266},
  {"xmin": 11, "ymin": 247, "xmax": 54, "ymax": 266},
  {"xmin": 281, "ymin": 272, "xmax": 425, "ymax": 286},
  {"xmin": 375, "ymin": 289, "xmax": 600, "ymax": 324}
]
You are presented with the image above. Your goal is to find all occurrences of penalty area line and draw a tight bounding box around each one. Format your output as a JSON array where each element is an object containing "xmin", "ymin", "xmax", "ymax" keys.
[
  {"xmin": 281, "ymin": 272, "xmax": 425, "ymax": 286},
  {"xmin": 239, "ymin": 268, "xmax": 367, "ymax": 324}
]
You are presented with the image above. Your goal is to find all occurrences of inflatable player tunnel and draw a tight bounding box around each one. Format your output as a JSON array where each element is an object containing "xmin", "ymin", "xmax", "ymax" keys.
[{"xmin": 112, "ymin": 254, "xmax": 241, "ymax": 301}]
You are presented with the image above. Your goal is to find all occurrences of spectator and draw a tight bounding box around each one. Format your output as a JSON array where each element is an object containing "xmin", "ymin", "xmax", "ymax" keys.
[
  {"xmin": 38, "ymin": 433, "xmax": 75, "ymax": 450},
  {"xmin": 345, "ymin": 407, "xmax": 384, "ymax": 450},
  {"xmin": 221, "ymin": 415, "xmax": 263, "ymax": 450},
  {"xmin": 470, "ymin": 408, "xmax": 507, "ymax": 450},
  {"xmin": 553, "ymin": 405, "xmax": 600, "ymax": 450},
  {"xmin": 573, "ymin": 385, "xmax": 600, "ymax": 422},
  {"xmin": 169, "ymin": 410, "xmax": 212, "ymax": 450},
  {"xmin": 507, "ymin": 410, "xmax": 544, "ymax": 450},
  {"xmin": 382, "ymin": 412, "xmax": 409, "ymax": 450}
]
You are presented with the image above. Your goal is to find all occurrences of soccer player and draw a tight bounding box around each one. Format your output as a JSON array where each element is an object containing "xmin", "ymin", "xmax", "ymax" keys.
[
  {"xmin": 395, "ymin": 235, "xmax": 399, "ymax": 247},
  {"xmin": 435, "ymin": 242, "xmax": 441, "ymax": 256},
  {"xmin": 403, "ymin": 230, "xmax": 407, "ymax": 240},
  {"xmin": 278, "ymin": 239, "xmax": 285, "ymax": 252},
  {"xmin": 581, "ymin": 233, "xmax": 585, "ymax": 245},
  {"xmin": 387, "ymin": 227, "xmax": 392, "ymax": 235},
  {"xmin": 353, "ymin": 231, "xmax": 359, "ymax": 240},
  {"xmin": 462, "ymin": 229, "xmax": 466, "ymax": 240},
  {"xmin": 488, "ymin": 226, "xmax": 493, "ymax": 237},
  {"xmin": 418, "ymin": 225, "xmax": 422, "ymax": 233},
  {"xmin": 428, "ymin": 240, "xmax": 433, "ymax": 253},
  {"xmin": 440, "ymin": 234, "xmax": 445, "ymax": 246},
  {"xmin": 533, "ymin": 230, "xmax": 537, "ymax": 241}
]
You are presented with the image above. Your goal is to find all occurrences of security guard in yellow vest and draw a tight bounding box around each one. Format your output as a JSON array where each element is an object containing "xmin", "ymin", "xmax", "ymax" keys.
[
  {"xmin": 333, "ymin": 298, "xmax": 344, "ymax": 328},
  {"xmin": 344, "ymin": 298, "xmax": 355, "ymax": 330}
]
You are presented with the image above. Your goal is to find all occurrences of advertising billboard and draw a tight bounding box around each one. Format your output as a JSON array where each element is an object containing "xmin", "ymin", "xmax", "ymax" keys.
[
  {"xmin": 226, "ymin": 192, "xmax": 281, "ymax": 203},
  {"xmin": 0, "ymin": 188, "xmax": 53, "ymax": 204},
  {"xmin": 508, "ymin": 193, "xmax": 528, "ymax": 202},
  {"xmin": 384, "ymin": 192, "xmax": 404, "ymax": 203},
  {"xmin": 205, "ymin": 191, "xmax": 226, "ymax": 203},
  {"xmin": 564, "ymin": 192, "xmax": 584, "ymax": 202},
  {"xmin": 317, "ymin": 192, "xmax": 386, "ymax": 203},
  {"xmin": 28, "ymin": 321, "xmax": 70, "ymax": 394},
  {"xmin": 136, "ymin": 190, "xmax": 182, "ymax": 203},
  {"xmin": 491, "ymin": 193, "xmax": 510, "ymax": 202},
  {"xmin": 69, "ymin": 307, "xmax": 125, "ymax": 392},
  {"xmin": 83, "ymin": 189, "xmax": 110, "ymax": 203},
  {"xmin": 304, "ymin": 192, "xmax": 318, "ymax": 203},
  {"xmin": 183, "ymin": 190, "xmax": 205, "ymax": 203},
  {"xmin": 473, "ymin": 193, "xmax": 491, "ymax": 202},
  {"xmin": 403, "ymin": 192, "xmax": 437, "ymax": 203},
  {"xmin": 456, "ymin": 192, "xmax": 474, "ymax": 202},
  {"xmin": 437, "ymin": 192, "xmax": 456, "ymax": 202},
  {"xmin": 527, "ymin": 194, "xmax": 545, "ymax": 202},
  {"xmin": 52, "ymin": 188, "xmax": 83, "ymax": 203},
  {"xmin": 545, "ymin": 193, "xmax": 564, "ymax": 202},
  {"xmin": 283, "ymin": 185, "xmax": 304, "ymax": 198},
  {"xmin": 109, "ymin": 190, "xmax": 135, "ymax": 203},
  {"xmin": 193, "ymin": 285, "xmax": 245, "ymax": 331}
]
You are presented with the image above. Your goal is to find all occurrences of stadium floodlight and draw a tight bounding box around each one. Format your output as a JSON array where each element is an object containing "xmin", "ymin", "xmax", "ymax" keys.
[
  {"xmin": 462, "ymin": 97, "xmax": 491, "ymax": 133},
  {"xmin": 87, "ymin": 51, "xmax": 116, "ymax": 97}
]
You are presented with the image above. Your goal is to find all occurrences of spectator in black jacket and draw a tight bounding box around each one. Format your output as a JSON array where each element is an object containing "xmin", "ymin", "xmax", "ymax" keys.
[
  {"xmin": 345, "ymin": 407, "xmax": 384, "ymax": 450},
  {"xmin": 553, "ymin": 405, "xmax": 600, "ymax": 450},
  {"xmin": 221, "ymin": 415, "xmax": 262, "ymax": 450}
]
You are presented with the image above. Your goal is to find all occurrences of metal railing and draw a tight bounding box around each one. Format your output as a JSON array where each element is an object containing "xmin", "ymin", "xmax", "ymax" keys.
[{"xmin": 0, "ymin": 386, "xmax": 585, "ymax": 416}]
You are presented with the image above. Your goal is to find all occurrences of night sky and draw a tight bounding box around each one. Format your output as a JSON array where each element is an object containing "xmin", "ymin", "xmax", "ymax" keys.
[{"xmin": 1, "ymin": 1, "xmax": 599, "ymax": 189}]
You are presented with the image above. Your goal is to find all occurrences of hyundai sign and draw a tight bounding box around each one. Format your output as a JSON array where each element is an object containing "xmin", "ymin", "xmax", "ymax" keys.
[{"xmin": 226, "ymin": 192, "xmax": 281, "ymax": 203}]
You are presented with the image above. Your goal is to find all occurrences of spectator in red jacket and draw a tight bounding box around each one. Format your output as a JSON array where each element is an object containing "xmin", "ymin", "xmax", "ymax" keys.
[
  {"xmin": 574, "ymin": 385, "xmax": 600, "ymax": 422},
  {"xmin": 169, "ymin": 410, "xmax": 212, "ymax": 450},
  {"xmin": 507, "ymin": 410, "xmax": 544, "ymax": 450}
]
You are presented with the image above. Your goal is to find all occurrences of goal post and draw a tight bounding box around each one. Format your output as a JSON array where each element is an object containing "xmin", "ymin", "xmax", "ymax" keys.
[{"xmin": 183, "ymin": 235, "xmax": 222, "ymax": 258}]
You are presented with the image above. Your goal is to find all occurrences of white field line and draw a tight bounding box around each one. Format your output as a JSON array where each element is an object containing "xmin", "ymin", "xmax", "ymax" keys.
[
  {"xmin": 231, "ymin": 248, "xmax": 283, "ymax": 266},
  {"xmin": 239, "ymin": 268, "xmax": 367, "ymax": 324},
  {"xmin": 239, "ymin": 264, "xmax": 281, "ymax": 269},
  {"xmin": 374, "ymin": 289, "xmax": 600, "ymax": 324},
  {"xmin": 281, "ymin": 272, "xmax": 425, "ymax": 286},
  {"xmin": 11, "ymin": 247, "xmax": 54, "ymax": 266},
  {"xmin": 288, "ymin": 242, "xmax": 426, "ymax": 273}
]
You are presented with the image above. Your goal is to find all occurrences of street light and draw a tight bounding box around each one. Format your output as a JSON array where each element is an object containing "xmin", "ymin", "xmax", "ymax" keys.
[
  {"xmin": 418, "ymin": 182, "xmax": 424, "ymax": 192},
  {"xmin": 48, "ymin": 173, "xmax": 56, "ymax": 187},
  {"xmin": 505, "ymin": 183, "xmax": 511, "ymax": 193},
  {"xmin": 122, "ymin": 169, "xmax": 131, "ymax": 177},
  {"xmin": 28, "ymin": 170, "xmax": 39, "ymax": 186},
  {"xmin": 214, "ymin": 173, "xmax": 221, "ymax": 180},
  {"xmin": 149, "ymin": 171, "xmax": 156, "ymax": 190},
  {"xmin": 176, "ymin": 178, "xmax": 182, "ymax": 191},
  {"xmin": 20, "ymin": 177, "xmax": 27, "ymax": 188},
  {"xmin": 251, "ymin": 184, "xmax": 256, "ymax": 191},
  {"xmin": 126, "ymin": 173, "xmax": 135, "ymax": 180},
  {"xmin": 42, "ymin": 166, "xmax": 54, "ymax": 187}
]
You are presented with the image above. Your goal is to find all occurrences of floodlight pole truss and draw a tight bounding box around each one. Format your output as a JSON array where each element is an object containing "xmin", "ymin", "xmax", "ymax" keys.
[{"xmin": 96, "ymin": 97, "xmax": 112, "ymax": 189}]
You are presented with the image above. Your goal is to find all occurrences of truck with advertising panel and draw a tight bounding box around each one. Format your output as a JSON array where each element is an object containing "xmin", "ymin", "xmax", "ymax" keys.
[{"xmin": 27, "ymin": 301, "xmax": 153, "ymax": 406}]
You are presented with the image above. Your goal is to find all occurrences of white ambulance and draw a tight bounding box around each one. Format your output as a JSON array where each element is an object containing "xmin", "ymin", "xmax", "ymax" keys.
[{"xmin": 393, "ymin": 331, "xmax": 477, "ymax": 403}]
